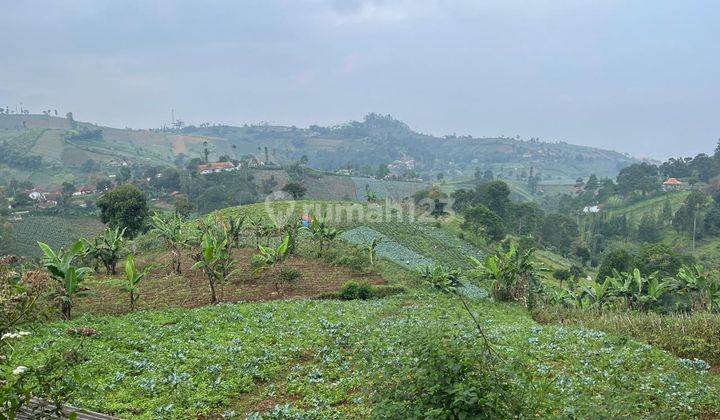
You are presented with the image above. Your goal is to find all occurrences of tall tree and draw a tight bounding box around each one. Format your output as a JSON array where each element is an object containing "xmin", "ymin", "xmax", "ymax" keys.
[
  {"xmin": 539, "ymin": 214, "xmax": 578, "ymax": 255},
  {"xmin": 475, "ymin": 180, "xmax": 512, "ymax": 221},
  {"xmin": 616, "ymin": 163, "xmax": 660, "ymax": 196},
  {"xmin": 96, "ymin": 184, "xmax": 149, "ymax": 238},
  {"xmin": 60, "ymin": 181, "xmax": 75, "ymax": 206},
  {"xmin": 282, "ymin": 182, "xmax": 307, "ymax": 200},
  {"xmin": 462, "ymin": 205, "xmax": 505, "ymax": 241}
]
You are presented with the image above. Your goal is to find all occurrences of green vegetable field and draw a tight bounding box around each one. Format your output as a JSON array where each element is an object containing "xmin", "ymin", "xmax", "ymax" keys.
[{"xmin": 15, "ymin": 291, "xmax": 720, "ymax": 418}]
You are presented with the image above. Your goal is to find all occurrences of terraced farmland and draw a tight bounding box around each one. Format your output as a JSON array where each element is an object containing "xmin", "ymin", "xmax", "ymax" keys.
[
  {"xmin": 4, "ymin": 215, "xmax": 106, "ymax": 257},
  {"xmin": 351, "ymin": 177, "xmax": 427, "ymax": 201},
  {"xmin": 339, "ymin": 226, "xmax": 433, "ymax": 269},
  {"xmin": 340, "ymin": 221, "xmax": 486, "ymax": 270}
]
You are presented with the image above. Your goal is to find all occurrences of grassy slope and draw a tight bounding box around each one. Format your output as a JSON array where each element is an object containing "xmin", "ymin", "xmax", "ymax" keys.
[
  {"xmin": 604, "ymin": 191, "xmax": 689, "ymax": 223},
  {"xmin": 0, "ymin": 115, "xmax": 193, "ymax": 187}
]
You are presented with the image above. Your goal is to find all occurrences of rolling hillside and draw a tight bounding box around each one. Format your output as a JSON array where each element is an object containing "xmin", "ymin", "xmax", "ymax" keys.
[
  {"xmin": 0, "ymin": 113, "xmax": 637, "ymax": 189},
  {"xmin": 9, "ymin": 199, "xmax": 720, "ymax": 418}
]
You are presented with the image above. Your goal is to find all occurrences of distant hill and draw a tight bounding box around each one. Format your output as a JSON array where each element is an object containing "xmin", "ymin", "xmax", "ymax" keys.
[
  {"xmin": 0, "ymin": 113, "xmax": 637, "ymax": 188},
  {"xmin": 181, "ymin": 113, "xmax": 637, "ymax": 180}
]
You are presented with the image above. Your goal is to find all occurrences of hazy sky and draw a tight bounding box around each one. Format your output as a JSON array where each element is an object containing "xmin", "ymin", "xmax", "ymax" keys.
[{"xmin": 1, "ymin": 0, "xmax": 718, "ymax": 159}]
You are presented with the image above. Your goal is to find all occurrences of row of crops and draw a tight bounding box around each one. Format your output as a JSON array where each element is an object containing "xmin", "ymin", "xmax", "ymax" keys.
[
  {"xmin": 339, "ymin": 224, "xmax": 488, "ymax": 300},
  {"xmin": 339, "ymin": 226, "xmax": 433, "ymax": 269},
  {"xmin": 0, "ymin": 128, "xmax": 43, "ymax": 154},
  {"xmin": 215, "ymin": 202, "xmax": 485, "ymax": 270},
  {"xmin": 4, "ymin": 215, "xmax": 106, "ymax": 257},
  {"xmin": 340, "ymin": 221, "xmax": 487, "ymax": 271},
  {"xmin": 351, "ymin": 177, "xmax": 427, "ymax": 201},
  {"xmin": 366, "ymin": 221, "xmax": 486, "ymax": 269}
]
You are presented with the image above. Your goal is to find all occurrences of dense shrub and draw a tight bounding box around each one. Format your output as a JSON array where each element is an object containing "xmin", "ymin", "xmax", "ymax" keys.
[
  {"xmin": 357, "ymin": 281, "xmax": 373, "ymax": 299},
  {"xmin": 597, "ymin": 248, "xmax": 634, "ymax": 281},
  {"xmin": 325, "ymin": 282, "xmax": 405, "ymax": 300},
  {"xmin": 339, "ymin": 281, "xmax": 360, "ymax": 300}
]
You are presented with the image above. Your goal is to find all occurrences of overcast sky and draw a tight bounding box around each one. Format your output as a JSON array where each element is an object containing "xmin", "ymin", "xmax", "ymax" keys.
[{"xmin": 1, "ymin": 0, "xmax": 718, "ymax": 159}]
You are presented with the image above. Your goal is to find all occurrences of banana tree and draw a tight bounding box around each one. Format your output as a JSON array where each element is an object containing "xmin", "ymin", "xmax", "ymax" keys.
[
  {"xmin": 366, "ymin": 236, "xmax": 383, "ymax": 266},
  {"xmin": 38, "ymin": 240, "xmax": 94, "ymax": 319},
  {"xmin": 639, "ymin": 275, "xmax": 673, "ymax": 310},
  {"xmin": 279, "ymin": 218, "xmax": 301, "ymax": 255},
  {"xmin": 84, "ymin": 227, "xmax": 126, "ymax": 275},
  {"xmin": 122, "ymin": 254, "xmax": 146, "ymax": 311},
  {"xmin": 307, "ymin": 214, "xmax": 338, "ymax": 256},
  {"xmin": 608, "ymin": 269, "xmax": 672, "ymax": 311},
  {"xmin": 150, "ymin": 213, "xmax": 191, "ymax": 274},
  {"xmin": 472, "ymin": 245, "xmax": 541, "ymax": 307},
  {"xmin": 676, "ymin": 264, "xmax": 719, "ymax": 312},
  {"xmin": 580, "ymin": 277, "xmax": 613, "ymax": 308},
  {"xmin": 252, "ymin": 235, "xmax": 291, "ymax": 295},
  {"xmin": 225, "ymin": 215, "xmax": 246, "ymax": 249},
  {"xmin": 421, "ymin": 264, "xmax": 461, "ymax": 292},
  {"xmin": 192, "ymin": 224, "xmax": 237, "ymax": 304},
  {"xmin": 245, "ymin": 217, "xmax": 276, "ymax": 246},
  {"xmin": 608, "ymin": 269, "xmax": 640, "ymax": 310}
]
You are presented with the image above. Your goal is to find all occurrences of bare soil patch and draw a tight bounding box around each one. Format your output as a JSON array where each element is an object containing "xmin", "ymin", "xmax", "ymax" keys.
[{"xmin": 76, "ymin": 248, "xmax": 385, "ymax": 316}]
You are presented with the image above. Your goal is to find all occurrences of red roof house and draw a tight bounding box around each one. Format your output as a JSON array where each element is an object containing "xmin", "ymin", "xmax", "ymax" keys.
[
  {"xmin": 662, "ymin": 178, "xmax": 683, "ymax": 191},
  {"xmin": 197, "ymin": 162, "xmax": 236, "ymax": 174}
]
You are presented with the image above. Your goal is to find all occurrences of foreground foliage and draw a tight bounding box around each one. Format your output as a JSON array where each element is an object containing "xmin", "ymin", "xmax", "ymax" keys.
[
  {"xmin": 11, "ymin": 292, "xmax": 720, "ymax": 418},
  {"xmin": 0, "ymin": 264, "xmax": 73, "ymax": 418}
]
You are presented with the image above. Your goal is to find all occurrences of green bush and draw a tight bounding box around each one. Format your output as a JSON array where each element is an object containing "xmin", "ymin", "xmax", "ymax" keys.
[
  {"xmin": 357, "ymin": 281, "xmax": 373, "ymax": 299},
  {"xmin": 317, "ymin": 284, "xmax": 405, "ymax": 300},
  {"xmin": 339, "ymin": 281, "xmax": 360, "ymax": 300}
]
